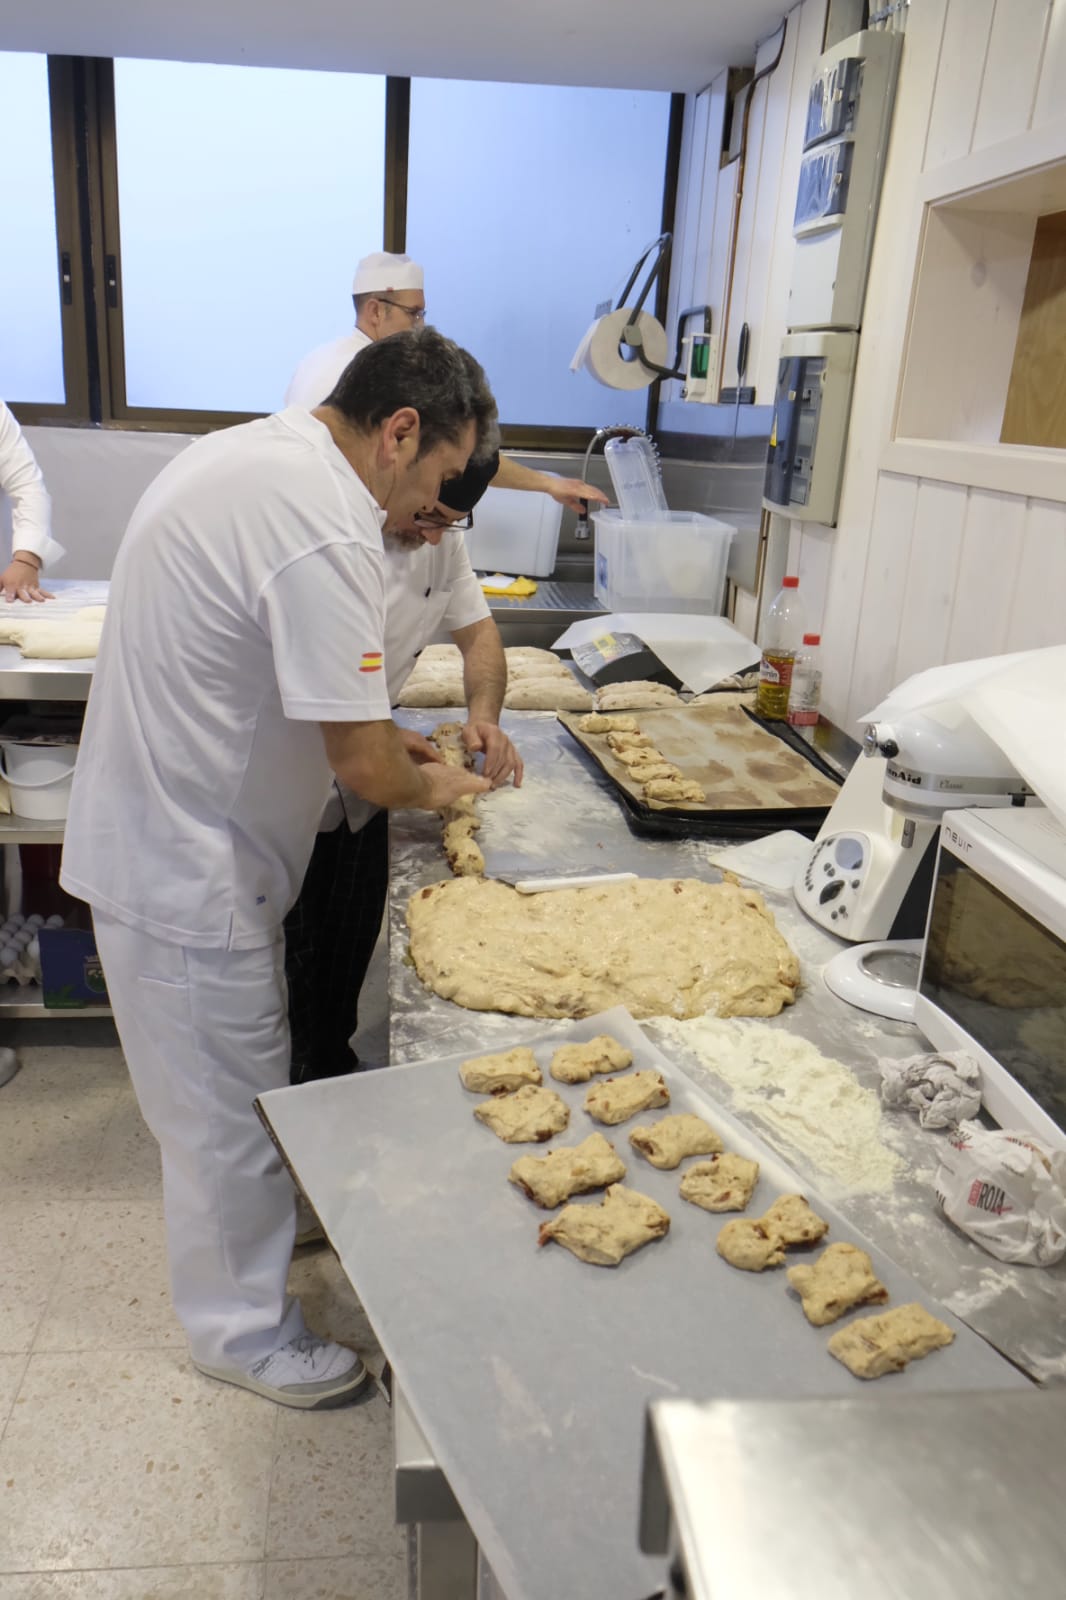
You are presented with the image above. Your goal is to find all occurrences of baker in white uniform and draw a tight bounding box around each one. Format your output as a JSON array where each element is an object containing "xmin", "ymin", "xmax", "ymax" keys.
[
  {"xmin": 60, "ymin": 328, "xmax": 501, "ymax": 1409},
  {"xmin": 0, "ymin": 400, "xmax": 65, "ymax": 601},
  {"xmin": 285, "ymin": 447, "xmax": 516, "ymax": 1098},
  {"xmin": 286, "ymin": 251, "xmax": 607, "ymax": 513}
]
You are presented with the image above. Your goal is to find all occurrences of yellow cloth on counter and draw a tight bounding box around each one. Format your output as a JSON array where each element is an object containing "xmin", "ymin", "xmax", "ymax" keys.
[{"xmin": 478, "ymin": 574, "xmax": 538, "ymax": 598}]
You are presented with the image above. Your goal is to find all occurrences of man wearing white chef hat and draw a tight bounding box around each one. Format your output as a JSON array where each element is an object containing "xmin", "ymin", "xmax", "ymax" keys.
[
  {"xmin": 61, "ymin": 327, "xmax": 499, "ymax": 1408},
  {"xmin": 286, "ymin": 250, "xmax": 606, "ymax": 513}
]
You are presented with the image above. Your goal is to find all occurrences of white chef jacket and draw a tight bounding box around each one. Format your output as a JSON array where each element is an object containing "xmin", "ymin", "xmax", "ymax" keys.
[
  {"xmin": 60, "ymin": 408, "xmax": 391, "ymax": 950},
  {"xmin": 284, "ymin": 328, "xmax": 371, "ymax": 410},
  {"xmin": 0, "ymin": 401, "xmax": 65, "ymax": 569},
  {"xmin": 326, "ymin": 529, "xmax": 492, "ymax": 833}
]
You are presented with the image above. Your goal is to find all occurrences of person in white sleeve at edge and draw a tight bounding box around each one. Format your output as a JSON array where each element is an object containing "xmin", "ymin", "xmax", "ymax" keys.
[
  {"xmin": 0, "ymin": 400, "xmax": 65, "ymax": 602},
  {"xmin": 60, "ymin": 327, "xmax": 500, "ymax": 1409},
  {"xmin": 286, "ymin": 251, "xmax": 605, "ymax": 515}
]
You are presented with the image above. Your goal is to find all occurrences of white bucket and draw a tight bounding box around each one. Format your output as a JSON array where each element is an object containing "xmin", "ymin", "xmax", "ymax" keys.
[{"xmin": 0, "ymin": 742, "xmax": 78, "ymax": 821}]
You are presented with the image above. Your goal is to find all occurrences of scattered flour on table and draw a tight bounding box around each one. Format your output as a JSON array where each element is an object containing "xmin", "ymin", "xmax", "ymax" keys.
[{"xmin": 656, "ymin": 1016, "xmax": 904, "ymax": 1195}]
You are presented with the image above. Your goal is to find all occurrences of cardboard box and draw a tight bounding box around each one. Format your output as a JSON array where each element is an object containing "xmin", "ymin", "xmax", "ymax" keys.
[{"xmin": 39, "ymin": 926, "xmax": 109, "ymax": 1009}]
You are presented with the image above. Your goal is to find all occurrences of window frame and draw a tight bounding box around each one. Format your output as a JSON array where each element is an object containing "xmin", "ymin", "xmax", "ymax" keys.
[{"xmin": 7, "ymin": 56, "xmax": 683, "ymax": 447}]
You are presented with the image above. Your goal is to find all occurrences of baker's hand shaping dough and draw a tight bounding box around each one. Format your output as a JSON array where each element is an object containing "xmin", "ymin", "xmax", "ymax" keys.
[
  {"xmin": 585, "ymin": 1070, "xmax": 670, "ymax": 1126},
  {"xmin": 628, "ymin": 1113, "xmax": 723, "ymax": 1170},
  {"xmin": 537, "ymin": 1184, "xmax": 670, "ymax": 1265},
  {"xmin": 509, "ymin": 1133, "xmax": 626, "ymax": 1209},
  {"xmin": 787, "ymin": 1242, "xmax": 888, "ymax": 1326}
]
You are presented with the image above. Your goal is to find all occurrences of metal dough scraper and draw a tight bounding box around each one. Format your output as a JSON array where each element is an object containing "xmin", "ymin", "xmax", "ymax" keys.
[{"xmin": 491, "ymin": 868, "xmax": 638, "ymax": 895}]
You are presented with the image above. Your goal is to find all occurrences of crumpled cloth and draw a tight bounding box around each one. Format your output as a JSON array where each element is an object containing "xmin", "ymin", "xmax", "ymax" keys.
[
  {"xmin": 879, "ymin": 1050, "xmax": 982, "ymax": 1130},
  {"xmin": 478, "ymin": 574, "xmax": 538, "ymax": 597}
]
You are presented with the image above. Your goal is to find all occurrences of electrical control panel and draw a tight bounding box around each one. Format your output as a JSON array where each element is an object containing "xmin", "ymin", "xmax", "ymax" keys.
[{"xmin": 763, "ymin": 330, "xmax": 858, "ymax": 525}]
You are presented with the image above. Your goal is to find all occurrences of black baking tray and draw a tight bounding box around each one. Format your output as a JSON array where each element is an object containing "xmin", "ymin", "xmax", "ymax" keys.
[{"xmin": 563, "ymin": 705, "xmax": 842, "ymax": 842}]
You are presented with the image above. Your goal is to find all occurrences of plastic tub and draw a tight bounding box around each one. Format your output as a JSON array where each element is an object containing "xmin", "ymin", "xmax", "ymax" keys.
[
  {"xmin": 463, "ymin": 485, "xmax": 563, "ymax": 578},
  {"xmin": 593, "ymin": 510, "xmax": 735, "ymax": 614},
  {"xmin": 0, "ymin": 742, "xmax": 79, "ymax": 821}
]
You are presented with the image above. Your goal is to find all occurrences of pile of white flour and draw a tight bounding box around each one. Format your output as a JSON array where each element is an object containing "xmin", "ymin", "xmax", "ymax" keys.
[{"xmin": 656, "ymin": 1015, "xmax": 904, "ymax": 1194}]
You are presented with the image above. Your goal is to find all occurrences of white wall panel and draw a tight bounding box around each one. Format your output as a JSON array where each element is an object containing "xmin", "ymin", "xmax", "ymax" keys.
[
  {"xmin": 945, "ymin": 488, "xmax": 1025, "ymax": 659},
  {"xmin": 844, "ymin": 471, "xmax": 920, "ymax": 723},
  {"xmin": 892, "ymin": 479, "xmax": 967, "ymax": 683},
  {"xmin": 971, "ymin": 0, "xmax": 1051, "ymax": 151},
  {"xmin": 1033, "ymin": 0, "xmax": 1066, "ymax": 123},
  {"xmin": 924, "ymin": 0, "xmax": 995, "ymax": 169},
  {"xmin": 1004, "ymin": 498, "xmax": 1066, "ymax": 648}
]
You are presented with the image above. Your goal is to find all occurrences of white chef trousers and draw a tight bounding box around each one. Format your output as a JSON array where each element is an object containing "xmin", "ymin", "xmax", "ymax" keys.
[{"xmin": 92, "ymin": 910, "xmax": 307, "ymax": 1369}]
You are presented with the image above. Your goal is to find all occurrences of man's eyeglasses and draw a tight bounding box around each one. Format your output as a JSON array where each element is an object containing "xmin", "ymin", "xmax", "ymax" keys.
[
  {"xmin": 375, "ymin": 297, "xmax": 427, "ymax": 325},
  {"xmin": 413, "ymin": 509, "xmax": 474, "ymax": 531}
]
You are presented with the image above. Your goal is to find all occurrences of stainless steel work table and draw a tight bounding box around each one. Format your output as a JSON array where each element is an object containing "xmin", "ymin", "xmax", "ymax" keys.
[
  {"xmin": 641, "ymin": 1388, "xmax": 1066, "ymax": 1600},
  {"xmin": 257, "ymin": 710, "xmax": 1065, "ymax": 1600},
  {"xmin": 0, "ymin": 579, "xmax": 107, "ymax": 702}
]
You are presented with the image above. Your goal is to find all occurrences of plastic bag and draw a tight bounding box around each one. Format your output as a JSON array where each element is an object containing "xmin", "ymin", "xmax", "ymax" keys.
[{"xmin": 935, "ymin": 1121, "xmax": 1066, "ymax": 1266}]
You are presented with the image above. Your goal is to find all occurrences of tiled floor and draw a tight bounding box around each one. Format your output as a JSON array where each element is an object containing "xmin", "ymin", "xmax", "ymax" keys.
[{"xmin": 0, "ymin": 976, "xmax": 407, "ymax": 1600}]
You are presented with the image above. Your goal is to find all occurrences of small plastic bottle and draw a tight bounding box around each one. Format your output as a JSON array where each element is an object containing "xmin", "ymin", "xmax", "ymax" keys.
[
  {"xmin": 756, "ymin": 576, "xmax": 805, "ymax": 720},
  {"xmin": 787, "ymin": 633, "xmax": 823, "ymax": 727}
]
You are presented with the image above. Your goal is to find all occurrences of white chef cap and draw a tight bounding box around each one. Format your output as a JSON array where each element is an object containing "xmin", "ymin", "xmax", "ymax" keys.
[{"xmin": 352, "ymin": 252, "xmax": 424, "ymax": 295}]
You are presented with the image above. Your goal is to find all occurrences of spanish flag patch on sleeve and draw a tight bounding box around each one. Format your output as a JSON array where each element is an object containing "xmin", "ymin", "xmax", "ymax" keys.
[{"xmin": 358, "ymin": 651, "xmax": 383, "ymax": 673}]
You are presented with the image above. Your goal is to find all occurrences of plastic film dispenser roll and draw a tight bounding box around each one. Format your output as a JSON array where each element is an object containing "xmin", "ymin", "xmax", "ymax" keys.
[{"xmin": 570, "ymin": 309, "xmax": 669, "ymax": 391}]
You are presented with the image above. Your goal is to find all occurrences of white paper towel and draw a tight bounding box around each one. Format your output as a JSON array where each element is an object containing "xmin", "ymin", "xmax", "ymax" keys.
[
  {"xmin": 861, "ymin": 647, "xmax": 1066, "ymax": 829},
  {"xmin": 570, "ymin": 309, "xmax": 668, "ymax": 391}
]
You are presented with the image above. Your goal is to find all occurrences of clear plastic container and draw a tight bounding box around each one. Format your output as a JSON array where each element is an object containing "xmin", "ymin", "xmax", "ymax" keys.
[
  {"xmin": 592, "ymin": 510, "xmax": 736, "ymax": 614},
  {"xmin": 787, "ymin": 632, "xmax": 823, "ymax": 726},
  {"xmin": 756, "ymin": 576, "xmax": 805, "ymax": 720},
  {"xmin": 603, "ymin": 435, "xmax": 668, "ymax": 520}
]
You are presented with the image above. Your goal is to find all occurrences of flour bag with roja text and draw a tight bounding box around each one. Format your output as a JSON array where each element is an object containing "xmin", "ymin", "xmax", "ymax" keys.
[{"xmin": 935, "ymin": 1122, "xmax": 1066, "ymax": 1266}]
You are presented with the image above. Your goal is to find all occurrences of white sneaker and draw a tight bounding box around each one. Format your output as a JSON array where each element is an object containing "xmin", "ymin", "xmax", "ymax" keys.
[{"xmin": 194, "ymin": 1335, "xmax": 368, "ymax": 1409}]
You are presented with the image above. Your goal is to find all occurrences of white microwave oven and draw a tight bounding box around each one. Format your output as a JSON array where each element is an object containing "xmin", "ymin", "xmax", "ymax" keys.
[{"xmin": 914, "ymin": 807, "xmax": 1066, "ymax": 1150}]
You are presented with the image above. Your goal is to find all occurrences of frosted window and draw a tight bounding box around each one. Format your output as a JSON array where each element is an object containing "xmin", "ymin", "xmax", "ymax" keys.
[
  {"xmin": 113, "ymin": 60, "xmax": 386, "ymax": 412},
  {"xmin": 407, "ymin": 80, "xmax": 672, "ymax": 429},
  {"xmin": 0, "ymin": 53, "xmax": 65, "ymax": 405}
]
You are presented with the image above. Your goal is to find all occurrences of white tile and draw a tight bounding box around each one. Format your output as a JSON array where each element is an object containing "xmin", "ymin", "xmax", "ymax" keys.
[
  {"xmin": 0, "ymin": 1349, "xmax": 277, "ymax": 1571},
  {"xmin": 34, "ymin": 1200, "xmax": 182, "ymax": 1354},
  {"xmin": 0, "ymin": 1566, "xmax": 264, "ymax": 1599},
  {"xmin": 263, "ymin": 1553, "xmax": 406, "ymax": 1600},
  {"xmin": 0, "ymin": 1354, "xmax": 29, "ymax": 1436},
  {"xmin": 0, "ymin": 1204, "xmax": 84, "ymax": 1354},
  {"xmin": 86, "ymin": 1095, "xmax": 162, "ymax": 1201},
  {"xmin": 266, "ymin": 1392, "xmax": 398, "ymax": 1562},
  {"xmin": 0, "ymin": 1054, "xmax": 126, "ymax": 1203}
]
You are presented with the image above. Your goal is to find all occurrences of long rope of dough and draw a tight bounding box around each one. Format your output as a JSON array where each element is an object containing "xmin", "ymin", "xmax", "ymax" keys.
[{"xmin": 430, "ymin": 721, "xmax": 485, "ymax": 877}]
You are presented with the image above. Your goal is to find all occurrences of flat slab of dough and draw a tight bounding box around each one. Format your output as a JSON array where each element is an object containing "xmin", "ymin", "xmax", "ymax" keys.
[
  {"xmin": 716, "ymin": 1217, "xmax": 786, "ymax": 1271},
  {"xmin": 828, "ymin": 1303, "xmax": 955, "ymax": 1379},
  {"xmin": 584, "ymin": 1069, "xmax": 669, "ymax": 1126},
  {"xmin": 787, "ymin": 1242, "xmax": 889, "ymax": 1326},
  {"xmin": 509, "ymin": 1133, "xmax": 626, "ymax": 1209},
  {"xmin": 549, "ymin": 1035, "xmax": 633, "ymax": 1084},
  {"xmin": 406, "ymin": 876, "xmax": 800, "ymax": 1021},
  {"xmin": 459, "ymin": 1047, "xmax": 543, "ymax": 1094},
  {"xmin": 504, "ymin": 677, "xmax": 592, "ymax": 711},
  {"xmin": 628, "ymin": 1113, "xmax": 723, "ymax": 1170},
  {"xmin": 680, "ymin": 1153, "xmax": 760, "ymax": 1212},
  {"xmin": 473, "ymin": 1085, "xmax": 570, "ymax": 1143},
  {"xmin": 578, "ymin": 714, "xmax": 639, "ymax": 734},
  {"xmin": 537, "ymin": 1183, "xmax": 670, "ymax": 1265},
  {"xmin": 716, "ymin": 1193, "xmax": 828, "ymax": 1271},
  {"xmin": 595, "ymin": 682, "xmax": 680, "ymax": 711}
]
